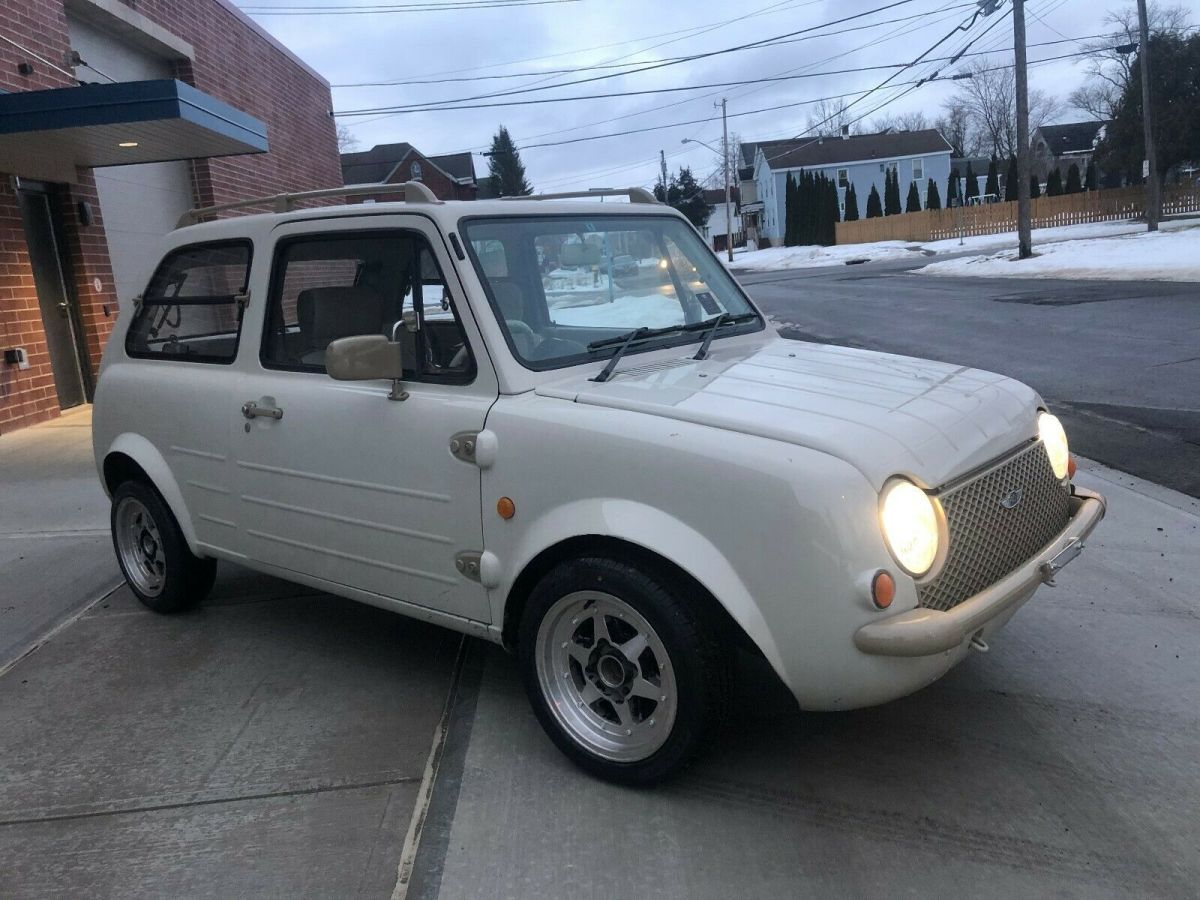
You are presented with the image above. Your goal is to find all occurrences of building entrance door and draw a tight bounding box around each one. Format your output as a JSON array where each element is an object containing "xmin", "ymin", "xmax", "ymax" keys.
[{"xmin": 18, "ymin": 187, "xmax": 88, "ymax": 409}]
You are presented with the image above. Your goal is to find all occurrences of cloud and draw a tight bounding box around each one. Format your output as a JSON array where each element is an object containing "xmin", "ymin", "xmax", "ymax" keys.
[{"xmin": 237, "ymin": 0, "xmax": 1132, "ymax": 190}]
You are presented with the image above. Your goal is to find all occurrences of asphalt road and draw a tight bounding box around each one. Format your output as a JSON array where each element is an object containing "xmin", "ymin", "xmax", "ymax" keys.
[{"xmin": 739, "ymin": 259, "xmax": 1200, "ymax": 497}]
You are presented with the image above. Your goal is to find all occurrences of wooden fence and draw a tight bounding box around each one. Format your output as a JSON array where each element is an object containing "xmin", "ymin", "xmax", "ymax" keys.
[{"xmin": 834, "ymin": 186, "xmax": 1200, "ymax": 245}]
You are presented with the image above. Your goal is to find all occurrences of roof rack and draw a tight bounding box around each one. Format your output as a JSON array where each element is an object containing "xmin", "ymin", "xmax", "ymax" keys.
[
  {"xmin": 175, "ymin": 181, "xmax": 441, "ymax": 228},
  {"xmin": 503, "ymin": 187, "xmax": 659, "ymax": 205}
]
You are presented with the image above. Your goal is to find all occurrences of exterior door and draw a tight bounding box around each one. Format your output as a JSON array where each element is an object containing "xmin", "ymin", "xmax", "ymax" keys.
[
  {"xmin": 18, "ymin": 189, "xmax": 88, "ymax": 408},
  {"xmin": 233, "ymin": 219, "xmax": 496, "ymax": 623}
]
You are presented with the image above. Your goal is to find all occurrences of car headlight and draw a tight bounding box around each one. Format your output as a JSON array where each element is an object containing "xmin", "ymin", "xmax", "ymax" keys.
[
  {"xmin": 879, "ymin": 479, "xmax": 941, "ymax": 577},
  {"xmin": 1038, "ymin": 411, "xmax": 1070, "ymax": 480}
]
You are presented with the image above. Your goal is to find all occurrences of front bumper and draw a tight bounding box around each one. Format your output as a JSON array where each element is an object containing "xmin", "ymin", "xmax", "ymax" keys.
[{"xmin": 854, "ymin": 485, "xmax": 1106, "ymax": 657}]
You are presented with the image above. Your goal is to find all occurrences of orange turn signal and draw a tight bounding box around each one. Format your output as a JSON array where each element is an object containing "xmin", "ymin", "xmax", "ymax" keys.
[
  {"xmin": 871, "ymin": 570, "xmax": 895, "ymax": 609},
  {"xmin": 497, "ymin": 497, "xmax": 516, "ymax": 520},
  {"xmin": 1067, "ymin": 456, "xmax": 1077, "ymax": 479}
]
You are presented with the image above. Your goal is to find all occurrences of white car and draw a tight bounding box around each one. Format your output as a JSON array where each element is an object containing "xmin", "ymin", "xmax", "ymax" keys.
[{"xmin": 93, "ymin": 184, "xmax": 1105, "ymax": 785}]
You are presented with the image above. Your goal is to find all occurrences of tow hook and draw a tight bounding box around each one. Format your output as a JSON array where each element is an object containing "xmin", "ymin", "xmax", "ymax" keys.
[{"xmin": 969, "ymin": 633, "xmax": 989, "ymax": 653}]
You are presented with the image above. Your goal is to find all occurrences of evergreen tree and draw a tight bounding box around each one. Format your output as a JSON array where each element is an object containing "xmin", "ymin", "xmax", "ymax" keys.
[
  {"xmin": 925, "ymin": 178, "xmax": 941, "ymax": 210},
  {"xmin": 653, "ymin": 167, "xmax": 710, "ymax": 228},
  {"xmin": 822, "ymin": 174, "xmax": 840, "ymax": 245},
  {"xmin": 783, "ymin": 175, "xmax": 798, "ymax": 246},
  {"xmin": 866, "ymin": 184, "xmax": 883, "ymax": 218},
  {"xmin": 844, "ymin": 183, "xmax": 860, "ymax": 221},
  {"xmin": 884, "ymin": 168, "xmax": 902, "ymax": 215},
  {"xmin": 1084, "ymin": 159, "xmax": 1097, "ymax": 191},
  {"xmin": 985, "ymin": 155, "xmax": 1000, "ymax": 197},
  {"xmin": 964, "ymin": 161, "xmax": 979, "ymax": 201},
  {"xmin": 1029, "ymin": 174, "xmax": 1041, "ymax": 199},
  {"xmin": 1004, "ymin": 156, "xmax": 1018, "ymax": 201},
  {"xmin": 487, "ymin": 126, "xmax": 533, "ymax": 196},
  {"xmin": 905, "ymin": 179, "xmax": 922, "ymax": 213},
  {"xmin": 1065, "ymin": 163, "xmax": 1083, "ymax": 194},
  {"xmin": 946, "ymin": 168, "xmax": 959, "ymax": 206},
  {"xmin": 1046, "ymin": 168, "xmax": 1063, "ymax": 196}
]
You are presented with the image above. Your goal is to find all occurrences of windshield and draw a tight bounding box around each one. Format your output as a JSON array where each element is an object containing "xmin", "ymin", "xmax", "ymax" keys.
[{"xmin": 461, "ymin": 214, "xmax": 761, "ymax": 369}]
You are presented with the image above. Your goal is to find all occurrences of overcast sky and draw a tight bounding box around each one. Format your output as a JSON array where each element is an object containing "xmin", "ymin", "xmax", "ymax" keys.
[{"xmin": 235, "ymin": 0, "xmax": 1152, "ymax": 191}]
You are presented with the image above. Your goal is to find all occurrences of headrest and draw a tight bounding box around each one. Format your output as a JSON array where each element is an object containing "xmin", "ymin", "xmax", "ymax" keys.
[{"xmin": 296, "ymin": 285, "xmax": 384, "ymax": 346}]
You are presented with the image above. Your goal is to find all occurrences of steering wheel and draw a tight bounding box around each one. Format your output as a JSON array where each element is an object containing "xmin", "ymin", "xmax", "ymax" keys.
[{"xmin": 506, "ymin": 320, "xmax": 536, "ymax": 338}]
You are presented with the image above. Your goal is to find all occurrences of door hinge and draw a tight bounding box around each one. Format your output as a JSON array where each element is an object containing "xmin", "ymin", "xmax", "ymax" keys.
[
  {"xmin": 449, "ymin": 430, "xmax": 497, "ymax": 467},
  {"xmin": 455, "ymin": 551, "xmax": 483, "ymax": 581}
]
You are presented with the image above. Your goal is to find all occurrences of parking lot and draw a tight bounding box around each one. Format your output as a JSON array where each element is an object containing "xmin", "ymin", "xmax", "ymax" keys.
[{"xmin": 2, "ymin": 401, "xmax": 1199, "ymax": 898}]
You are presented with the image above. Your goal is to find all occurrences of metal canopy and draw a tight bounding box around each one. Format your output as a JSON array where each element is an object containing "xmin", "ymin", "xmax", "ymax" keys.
[{"xmin": 0, "ymin": 79, "xmax": 268, "ymax": 183}]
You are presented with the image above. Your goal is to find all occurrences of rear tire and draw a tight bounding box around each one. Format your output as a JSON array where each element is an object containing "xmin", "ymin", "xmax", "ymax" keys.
[
  {"xmin": 518, "ymin": 556, "xmax": 727, "ymax": 786},
  {"xmin": 110, "ymin": 480, "xmax": 216, "ymax": 613}
]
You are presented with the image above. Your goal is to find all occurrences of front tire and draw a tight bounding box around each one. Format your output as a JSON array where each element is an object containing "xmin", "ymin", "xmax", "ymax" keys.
[
  {"xmin": 518, "ymin": 557, "xmax": 727, "ymax": 786},
  {"xmin": 110, "ymin": 480, "xmax": 216, "ymax": 613}
]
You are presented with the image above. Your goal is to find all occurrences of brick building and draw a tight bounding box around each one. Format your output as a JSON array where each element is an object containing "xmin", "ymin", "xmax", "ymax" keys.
[
  {"xmin": 1, "ymin": 0, "xmax": 341, "ymax": 434},
  {"xmin": 340, "ymin": 142, "xmax": 479, "ymax": 201}
]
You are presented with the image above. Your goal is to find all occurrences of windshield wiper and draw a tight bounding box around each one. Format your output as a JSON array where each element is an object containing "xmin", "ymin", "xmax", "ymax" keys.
[
  {"xmin": 586, "ymin": 312, "xmax": 760, "ymax": 382},
  {"xmin": 590, "ymin": 328, "xmax": 649, "ymax": 382},
  {"xmin": 693, "ymin": 312, "xmax": 759, "ymax": 359}
]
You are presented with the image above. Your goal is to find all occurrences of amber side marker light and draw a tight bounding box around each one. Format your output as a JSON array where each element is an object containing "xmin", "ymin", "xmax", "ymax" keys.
[
  {"xmin": 871, "ymin": 571, "xmax": 896, "ymax": 609},
  {"xmin": 497, "ymin": 497, "xmax": 516, "ymax": 520},
  {"xmin": 1068, "ymin": 456, "xmax": 1077, "ymax": 479}
]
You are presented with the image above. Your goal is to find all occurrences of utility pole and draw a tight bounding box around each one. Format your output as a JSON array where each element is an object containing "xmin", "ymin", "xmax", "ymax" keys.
[
  {"xmin": 1012, "ymin": 0, "xmax": 1033, "ymax": 258},
  {"xmin": 1137, "ymin": 0, "xmax": 1159, "ymax": 231},
  {"xmin": 719, "ymin": 98, "xmax": 734, "ymax": 262},
  {"xmin": 659, "ymin": 150, "xmax": 669, "ymax": 201}
]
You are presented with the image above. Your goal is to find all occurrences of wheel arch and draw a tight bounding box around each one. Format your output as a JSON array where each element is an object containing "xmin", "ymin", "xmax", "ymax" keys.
[
  {"xmin": 500, "ymin": 527, "xmax": 784, "ymax": 685},
  {"xmin": 101, "ymin": 434, "xmax": 200, "ymax": 553}
]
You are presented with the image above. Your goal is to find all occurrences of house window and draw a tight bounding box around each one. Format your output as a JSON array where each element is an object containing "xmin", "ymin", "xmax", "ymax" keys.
[
  {"xmin": 880, "ymin": 161, "xmax": 898, "ymax": 174},
  {"xmin": 912, "ymin": 158, "xmax": 924, "ymax": 181},
  {"xmin": 837, "ymin": 168, "xmax": 849, "ymax": 188}
]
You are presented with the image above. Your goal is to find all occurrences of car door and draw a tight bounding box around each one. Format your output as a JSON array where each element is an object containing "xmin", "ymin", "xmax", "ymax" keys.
[{"xmin": 232, "ymin": 216, "xmax": 496, "ymax": 623}]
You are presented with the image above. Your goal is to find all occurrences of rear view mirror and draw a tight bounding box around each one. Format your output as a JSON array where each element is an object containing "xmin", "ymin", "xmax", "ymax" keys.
[{"xmin": 326, "ymin": 335, "xmax": 406, "ymax": 382}]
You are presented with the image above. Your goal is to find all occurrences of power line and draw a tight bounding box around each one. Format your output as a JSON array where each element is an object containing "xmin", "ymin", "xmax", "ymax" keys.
[
  {"xmin": 334, "ymin": 30, "xmax": 1101, "ymax": 117},
  {"xmin": 335, "ymin": 0, "xmax": 924, "ymax": 113}
]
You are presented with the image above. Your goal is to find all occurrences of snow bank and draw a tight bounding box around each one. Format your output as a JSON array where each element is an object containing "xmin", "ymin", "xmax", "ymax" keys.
[
  {"xmin": 731, "ymin": 217, "xmax": 1200, "ymax": 272},
  {"xmin": 551, "ymin": 294, "xmax": 685, "ymax": 328},
  {"xmin": 917, "ymin": 225, "xmax": 1200, "ymax": 282},
  {"xmin": 731, "ymin": 242, "xmax": 922, "ymax": 270}
]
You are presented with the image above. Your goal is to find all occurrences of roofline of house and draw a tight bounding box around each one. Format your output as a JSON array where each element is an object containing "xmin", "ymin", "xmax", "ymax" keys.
[
  {"xmin": 756, "ymin": 145, "xmax": 950, "ymax": 174},
  {"xmin": 364, "ymin": 146, "xmax": 475, "ymax": 186}
]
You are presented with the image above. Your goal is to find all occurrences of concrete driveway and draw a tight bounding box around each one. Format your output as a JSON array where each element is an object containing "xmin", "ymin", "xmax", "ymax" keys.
[{"xmin": 2, "ymin": 426, "xmax": 1197, "ymax": 897}]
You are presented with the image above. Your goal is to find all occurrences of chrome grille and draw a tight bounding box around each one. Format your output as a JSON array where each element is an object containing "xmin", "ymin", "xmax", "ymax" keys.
[{"xmin": 917, "ymin": 441, "xmax": 1070, "ymax": 612}]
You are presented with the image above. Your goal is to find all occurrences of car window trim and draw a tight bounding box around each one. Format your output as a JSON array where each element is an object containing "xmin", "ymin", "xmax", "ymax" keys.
[
  {"xmin": 457, "ymin": 212, "xmax": 765, "ymax": 373},
  {"xmin": 124, "ymin": 238, "xmax": 253, "ymax": 366},
  {"xmin": 257, "ymin": 227, "xmax": 478, "ymax": 385}
]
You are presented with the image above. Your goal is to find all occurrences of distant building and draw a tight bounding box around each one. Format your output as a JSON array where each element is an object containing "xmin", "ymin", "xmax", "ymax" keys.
[
  {"xmin": 736, "ymin": 143, "xmax": 762, "ymax": 247},
  {"xmin": 753, "ymin": 129, "xmax": 952, "ymax": 245},
  {"xmin": 1031, "ymin": 121, "xmax": 1109, "ymax": 182},
  {"xmin": 699, "ymin": 187, "xmax": 742, "ymax": 252},
  {"xmin": 949, "ymin": 157, "xmax": 994, "ymax": 200},
  {"xmin": 340, "ymin": 143, "xmax": 478, "ymax": 201}
]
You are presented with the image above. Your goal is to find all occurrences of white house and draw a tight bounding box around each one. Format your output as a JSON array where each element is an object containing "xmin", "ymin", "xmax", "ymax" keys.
[{"xmin": 754, "ymin": 129, "xmax": 953, "ymax": 244}]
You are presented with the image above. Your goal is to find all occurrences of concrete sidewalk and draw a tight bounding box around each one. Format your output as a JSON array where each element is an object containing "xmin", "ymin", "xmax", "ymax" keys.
[
  {"xmin": 1, "ymin": 454, "xmax": 1197, "ymax": 898},
  {"xmin": 0, "ymin": 407, "xmax": 118, "ymax": 669},
  {"xmin": 410, "ymin": 461, "xmax": 1200, "ymax": 900}
]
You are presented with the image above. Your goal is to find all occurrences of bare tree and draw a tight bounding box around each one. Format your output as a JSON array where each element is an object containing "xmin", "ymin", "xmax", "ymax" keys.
[
  {"xmin": 707, "ymin": 130, "xmax": 744, "ymax": 187},
  {"xmin": 1068, "ymin": 2, "xmax": 1191, "ymax": 119},
  {"xmin": 934, "ymin": 99, "xmax": 974, "ymax": 157},
  {"xmin": 953, "ymin": 60, "xmax": 1062, "ymax": 158},
  {"xmin": 806, "ymin": 99, "xmax": 855, "ymax": 136},
  {"xmin": 869, "ymin": 111, "xmax": 930, "ymax": 132},
  {"xmin": 336, "ymin": 123, "xmax": 361, "ymax": 153}
]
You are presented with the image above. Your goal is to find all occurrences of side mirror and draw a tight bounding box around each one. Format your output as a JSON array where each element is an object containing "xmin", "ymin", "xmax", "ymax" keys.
[{"xmin": 326, "ymin": 334, "xmax": 407, "ymax": 383}]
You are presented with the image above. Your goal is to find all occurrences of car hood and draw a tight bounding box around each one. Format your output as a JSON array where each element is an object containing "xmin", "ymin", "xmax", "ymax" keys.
[{"xmin": 535, "ymin": 337, "xmax": 1040, "ymax": 489}]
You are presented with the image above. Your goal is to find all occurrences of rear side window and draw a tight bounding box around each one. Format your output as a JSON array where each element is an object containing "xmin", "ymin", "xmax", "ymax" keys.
[{"xmin": 125, "ymin": 241, "xmax": 252, "ymax": 363}]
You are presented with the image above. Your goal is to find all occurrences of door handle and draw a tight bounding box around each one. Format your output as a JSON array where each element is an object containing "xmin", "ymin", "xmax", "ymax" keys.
[
  {"xmin": 241, "ymin": 401, "xmax": 283, "ymax": 420},
  {"xmin": 57, "ymin": 301, "xmax": 70, "ymax": 318}
]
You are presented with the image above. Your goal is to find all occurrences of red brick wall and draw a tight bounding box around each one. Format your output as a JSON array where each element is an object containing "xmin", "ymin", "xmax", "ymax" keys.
[{"xmin": 0, "ymin": 0, "xmax": 338, "ymax": 433}]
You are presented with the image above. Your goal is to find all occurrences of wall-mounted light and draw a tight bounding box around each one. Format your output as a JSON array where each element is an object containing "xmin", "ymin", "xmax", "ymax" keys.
[{"xmin": 118, "ymin": 141, "xmax": 138, "ymax": 148}]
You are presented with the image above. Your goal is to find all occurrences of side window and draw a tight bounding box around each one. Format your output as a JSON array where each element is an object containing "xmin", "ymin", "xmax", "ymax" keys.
[
  {"xmin": 260, "ymin": 230, "xmax": 474, "ymax": 382},
  {"xmin": 125, "ymin": 241, "xmax": 251, "ymax": 363}
]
